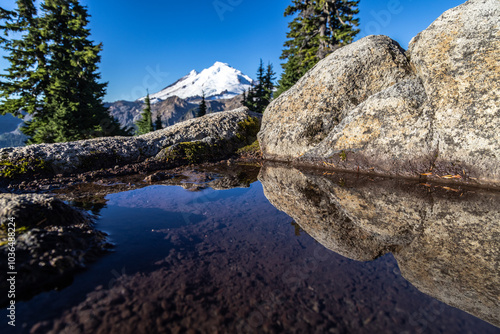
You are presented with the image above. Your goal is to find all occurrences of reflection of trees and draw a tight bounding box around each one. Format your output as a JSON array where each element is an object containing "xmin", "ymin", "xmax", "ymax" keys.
[
  {"xmin": 69, "ymin": 197, "xmax": 108, "ymax": 216},
  {"xmin": 290, "ymin": 220, "xmax": 304, "ymax": 237},
  {"xmin": 54, "ymin": 164, "xmax": 262, "ymax": 205}
]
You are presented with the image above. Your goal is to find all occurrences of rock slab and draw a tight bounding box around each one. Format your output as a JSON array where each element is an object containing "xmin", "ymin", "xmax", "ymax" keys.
[{"xmin": 0, "ymin": 108, "xmax": 260, "ymax": 176}]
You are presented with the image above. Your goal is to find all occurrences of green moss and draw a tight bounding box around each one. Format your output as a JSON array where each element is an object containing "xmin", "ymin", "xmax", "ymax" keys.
[
  {"xmin": 236, "ymin": 117, "xmax": 260, "ymax": 143},
  {"xmin": 0, "ymin": 158, "xmax": 49, "ymax": 179},
  {"xmin": 0, "ymin": 225, "xmax": 29, "ymax": 246},
  {"xmin": 236, "ymin": 139, "xmax": 261, "ymax": 155},
  {"xmin": 339, "ymin": 150, "xmax": 347, "ymax": 162},
  {"xmin": 164, "ymin": 141, "xmax": 217, "ymax": 164},
  {"xmin": 16, "ymin": 226, "xmax": 28, "ymax": 233},
  {"xmin": 182, "ymin": 142, "xmax": 210, "ymax": 163}
]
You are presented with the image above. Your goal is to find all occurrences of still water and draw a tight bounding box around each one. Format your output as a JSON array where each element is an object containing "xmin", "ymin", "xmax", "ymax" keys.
[{"xmin": 2, "ymin": 164, "xmax": 499, "ymax": 333}]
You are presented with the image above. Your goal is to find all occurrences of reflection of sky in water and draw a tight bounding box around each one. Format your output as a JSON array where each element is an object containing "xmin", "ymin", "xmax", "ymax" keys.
[
  {"xmin": 2, "ymin": 177, "xmax": 498, "ymax": 334},
  {"xmin": 106, "ymin": 184, "xmax": 254, "ymax": 210}
]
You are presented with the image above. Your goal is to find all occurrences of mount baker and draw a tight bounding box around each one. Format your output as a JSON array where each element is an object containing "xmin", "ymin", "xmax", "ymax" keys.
[
  {"xmin": 107, "ymin": 61, "xmax": 254, "ymax": 129},
  {"xmin": 141, "ymin": 61, "xmax": 254, "ymax": 102}
]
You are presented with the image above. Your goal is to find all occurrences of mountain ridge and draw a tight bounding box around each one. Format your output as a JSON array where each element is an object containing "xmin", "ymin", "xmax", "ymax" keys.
[{"xmin": 107, "ymin": 94, "xmax": 244, "ymax": 131}]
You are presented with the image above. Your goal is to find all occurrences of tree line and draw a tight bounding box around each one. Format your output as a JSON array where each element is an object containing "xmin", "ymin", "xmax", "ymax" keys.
[
  {"xmin": 0, "ymin": 0, "xmax": 360, "ymax": 144},
  {"xmin": 242, "ymin": 59, "xmax": 276, "ymax": 114}
]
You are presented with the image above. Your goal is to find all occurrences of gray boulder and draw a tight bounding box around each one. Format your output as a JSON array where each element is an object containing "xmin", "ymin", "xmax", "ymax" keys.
[
  {"xmin": 408, "ymin": 0, "xmax": 500, "ymax": 186},
  {"xmin": 259, "ymin": 35, "xmax": 412, "ymax": 161},
  {"xmin": 0, "ymin": 108, "xmax": 260, "ymax": 176},
  {"xmin": 258, "ymin": 0, "xmax": 500, "ymax": 187}
]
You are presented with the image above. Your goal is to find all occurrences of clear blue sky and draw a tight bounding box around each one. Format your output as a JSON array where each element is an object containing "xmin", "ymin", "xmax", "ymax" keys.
[{"xmin": 0, "ymin": 0, "xmax": 465, "ymax": 102}]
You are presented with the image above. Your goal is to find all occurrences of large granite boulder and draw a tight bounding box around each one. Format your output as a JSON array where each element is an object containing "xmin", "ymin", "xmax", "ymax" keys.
[
  {"xmin": 408, "ymin": 0, "xmax": 500, "ymax": 186},
  {"xmin": 258, "ymin": 0, "xmax": 500, "ymax": 187},
  {"xmin": 0, "ymin": 108, "xmax": 260, "ymax": 176},
  {"xmin": 259, "ymin": 35, "xmax": 413, "ymax": 161}
]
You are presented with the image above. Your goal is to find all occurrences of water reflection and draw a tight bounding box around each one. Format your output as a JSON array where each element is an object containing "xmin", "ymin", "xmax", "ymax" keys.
[
  {"xmin": 259, "ymin": 163, "xmax": 500, "ymax": 328},
  {"xmin": 53, "ymin": 164, "xmax": 262, "ymax": 216},
  {"xmin": 4, "ymin": 164, "xmax": 498, "ymax": 333}
]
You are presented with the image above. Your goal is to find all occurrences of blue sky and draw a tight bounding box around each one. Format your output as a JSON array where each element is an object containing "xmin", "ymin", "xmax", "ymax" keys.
[{"xmin": 0, "ymin": 0, "xmax": 465, "ymax": 102}]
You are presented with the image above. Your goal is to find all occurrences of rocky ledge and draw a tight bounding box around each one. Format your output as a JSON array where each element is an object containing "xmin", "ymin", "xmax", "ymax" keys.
[
  {"xmin": 0, "ymin": 108, "xmax": 261, "ymax": 179},
  {"xmin": 258, "ymin": 0, "xmax": 500, "ymax": 188},
  {"xmin": 0, "ymin": 193, "xmax": 109, "ymax": 306}
]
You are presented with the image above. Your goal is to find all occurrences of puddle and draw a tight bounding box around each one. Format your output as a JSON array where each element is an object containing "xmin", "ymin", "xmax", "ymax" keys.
[{"xmin": 1, "ymin": 164, "xmax": 498, "ymax": 333}]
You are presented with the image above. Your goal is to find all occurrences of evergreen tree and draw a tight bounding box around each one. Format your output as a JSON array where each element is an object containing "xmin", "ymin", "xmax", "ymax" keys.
[
  {"xmin": 275, "ymin": 0, "xmax": 360, "ymax": 97},
  {"xmin": 243, "ymin": 59, "xmax": 275, "ymax": 113},
  {"xmin": 242, "ymin": 89, "xmax": 247, "ymax": 105},
  {"xmin": 263, "ymin": 62, "xmax": 276, "ymax": 106},
  {"xmin": 0, "ymin": 0, "xmax": 130, "ymax": 144},
  {"xmin": 136, "ymin": 92, "xmax": 153, "ymax": 135},
  {"xmin": 154, "ymin": 114, "xmax": 163, "ymax": 131},
  {"xmin": 243, "ymin": 83, "xmax": 255, "ymax": 111},
  {"xmin": 198, "ymin": 91, "xmax": 207, "ymax": 117},
  {"xmin": 254, "ymin": 59, "xmax": 267, "ymax": 113},
  {"xmin": 0, "ymin": 1, "xmax": 46, "ymax": 119}
]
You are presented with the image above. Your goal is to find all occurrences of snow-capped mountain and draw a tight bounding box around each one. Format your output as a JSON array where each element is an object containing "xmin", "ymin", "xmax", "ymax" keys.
[{"xmin": 141, "ymin": 61, "xmax": 254, "ymax": 102}]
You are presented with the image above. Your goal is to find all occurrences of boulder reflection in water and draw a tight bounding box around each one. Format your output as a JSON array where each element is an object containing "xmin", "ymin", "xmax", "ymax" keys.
[{"xmin": 259, "ymin": 163, "xmax": 500, "ymax": 328}]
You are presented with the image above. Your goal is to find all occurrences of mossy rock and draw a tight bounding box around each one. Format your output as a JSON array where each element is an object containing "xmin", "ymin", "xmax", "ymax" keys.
[
  {"xmin": 236, "ymin": 139, "xmax": 261, "ymax": 155},
  {"xmin": 156, "ymin": 116, "xmax": 262, "ymax": 165},
  {"xmin": 236, "ymin": 116, "xmax": 261, "ymax": 144},
  {"xmin": 0, "ymin": 158, "xmax": 50, "ymax": 179},
  {"xmin": 159, "ymin": 139, "xmax": 225, "ymax": 164}
]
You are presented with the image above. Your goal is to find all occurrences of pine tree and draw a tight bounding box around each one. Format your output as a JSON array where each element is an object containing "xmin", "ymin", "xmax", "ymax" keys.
[
  {"xmin": 243, "ymin": 59, "xmax": 275, "ymax": 113},
  {"xmin": 0, "ymin": 1, "xmax": 46, "ymax": 119},
  {"xmin": 263, "ymin": 62, "xmax": 276, "ymax": 107},
  {"xmin": 243, "ymin": 83, "xmax": 255, "ymax": 111},
  {"xmin": 242, "ymin": 89, "xmax": 247, "ymax": 105},
  {"xmin": 275, "ymin": 0, "xmax": 360, "ymax": 97},
  {"xmin": 254, "ymin": 59, "xmax": 267, "ymax": 113},
  {"xmin": 198, "ymin": 91, "xmax": 207, "ymax": 117},
  {"xmin": 136, "ymin": 92, "xmax": 153, "ymax": 135},
  {"xmin": 154, "ymin": 114, "xmax": 163, "ymax": 131},
  {"xmin": 0, "ymin": 0, "xmax": 130, "ymax": 144}
]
